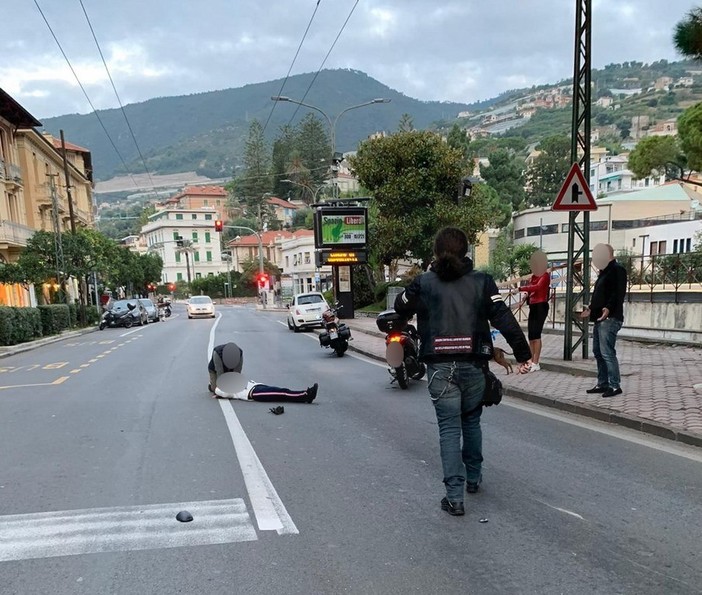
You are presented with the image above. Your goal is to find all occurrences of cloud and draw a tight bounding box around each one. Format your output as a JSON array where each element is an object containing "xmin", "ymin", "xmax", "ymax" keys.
[{"xmin": 0, "ymin": 0, "xmax": 695, "ymax": 118}]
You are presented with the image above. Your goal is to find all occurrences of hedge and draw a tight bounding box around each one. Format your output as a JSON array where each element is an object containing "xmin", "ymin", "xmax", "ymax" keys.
[
  {"xmin": 0, "ymin": 307, "xmax": 43, "ymax": 346},
  {"xmin": 37, "ymin": 304, "xmax": 71, "ymax": 337}
]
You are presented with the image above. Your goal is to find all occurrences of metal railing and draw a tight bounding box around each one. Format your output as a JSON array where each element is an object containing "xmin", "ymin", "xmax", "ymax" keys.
[{"xmin": 0, "ymin": 220, "xmax": 34, "ymax": 246}]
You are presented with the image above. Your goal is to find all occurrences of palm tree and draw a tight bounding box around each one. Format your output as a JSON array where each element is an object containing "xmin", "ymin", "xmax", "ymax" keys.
[{"xmin": 674, "ymin": 7, "xmax": 702, "ymax": 60}]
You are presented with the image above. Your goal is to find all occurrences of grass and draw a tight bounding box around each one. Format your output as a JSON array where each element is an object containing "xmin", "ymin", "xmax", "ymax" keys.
[{"xmin": 358, "ymin": 301, "xmax": 386, "ymax": 313}]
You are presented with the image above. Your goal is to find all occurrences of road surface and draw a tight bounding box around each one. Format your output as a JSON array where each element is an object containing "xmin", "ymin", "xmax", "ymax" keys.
[{"xmin": 1, "ymin": 305, "xmax": 700, "ymax": 595}]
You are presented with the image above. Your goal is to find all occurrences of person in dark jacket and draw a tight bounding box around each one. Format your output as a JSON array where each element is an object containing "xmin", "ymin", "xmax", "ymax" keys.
[
  {"xmin": 395, "ymin": 227, "xmax": 532, "ymax": 517},
  {"xmin": 580, "ymin": 244, "xmax": 628, "ymax": 398}
]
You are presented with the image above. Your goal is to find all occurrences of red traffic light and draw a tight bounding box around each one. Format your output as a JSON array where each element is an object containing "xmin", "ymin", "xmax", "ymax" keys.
[
  {"xmin": 214, "ymin": 220, "xmax": 223, "ymax": 232},
  {"xmin": 257, "ymin": 273, "xmax": 269, "ymax": 288},
  {"xmin": 167, "ymin": 283, "xmax": 176, "ymax": 292}
]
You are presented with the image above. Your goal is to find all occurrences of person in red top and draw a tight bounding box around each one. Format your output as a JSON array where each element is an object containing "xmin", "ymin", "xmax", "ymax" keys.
[{"xmin": 519, "ymin": 251, "xmax": 550, "ymax": 372}]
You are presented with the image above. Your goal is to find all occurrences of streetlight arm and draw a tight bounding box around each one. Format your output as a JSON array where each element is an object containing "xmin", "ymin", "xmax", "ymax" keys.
[{"xmin": 224, "ymin": 225, "xmax": 264, "ymax": 275}]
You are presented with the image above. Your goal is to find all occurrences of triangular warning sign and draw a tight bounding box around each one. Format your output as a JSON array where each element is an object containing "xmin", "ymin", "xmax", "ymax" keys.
[{"xmin": 552, "ymin": 163, "xmax": 598, "ymax": 211}]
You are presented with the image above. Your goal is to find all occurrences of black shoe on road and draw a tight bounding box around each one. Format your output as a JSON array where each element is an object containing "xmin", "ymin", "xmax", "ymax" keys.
[
  {"xmin": 440, "ymin": 498, "xmax": 465, "ymax": 516},
  {"xmin": 306, "ymin": 383, "xmax": 319, "ymax": 403},
  {"xmin": 602, "ymin": 387, "xmax": 623, "ymax": 398},
  {"xmin": 586, "ymin": 385, "xmax": 608, "ymax": 394},
  {"xmin": 466, "ymin": 482, "xmax": 480, "ymax": 494}
]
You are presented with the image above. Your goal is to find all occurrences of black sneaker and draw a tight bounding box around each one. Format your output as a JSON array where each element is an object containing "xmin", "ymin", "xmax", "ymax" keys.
[
  {"xmin": 466, "ymin": 482, "xmax": 480, "ymax": 494},
  {"xmin": 306, "ymin": 383, "xmax": 318, "ymax": 403},
  {"xmin": 586, "ymin": 385, "xmax": 608, "ymax": 394},
  {"xmin": 602, "ymin": 387, "xmax": 623, "ymax": 398},
  {"xmin": 440, "ymin": 497, "xmax": 465, "ymax": 516}
]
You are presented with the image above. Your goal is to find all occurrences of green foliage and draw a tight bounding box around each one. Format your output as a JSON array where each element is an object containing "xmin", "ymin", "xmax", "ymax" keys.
[
  {"xmin": 674, "ymin": 8, "xmax": 702, "ymax": 60},
  {"xmin": 191, "ymin": 272, "xmax": 249, "ymax": 298},
  {"xmin": 352, "ymin": 130, "xmax": 494, "ymax": 267},
  {"xmin": 525, "ymin": 135, "xmax": 571, "ymax": 207},
  {"xmin": 37, "ymin": 304, "xmax": 71, "ymax": 336},
  {"xmin": 480, "ymin": 149, "xmax": 526, "ymax": 211},
  {"xmin": 475, "ymin": 183, "xmax": 512, "ymax": 228},
  {"xmin": 446, "ymin": 124, "xmax": 471, "ymax": 159},
  {"xmin": 0, "ymin": 306, "xmax": 43, "ymax": 346},
  {"xmin": 486, "ymin": 228, "xmax": 539, "ymax": 281},
  {"xmin": 398, "ymin": 113, "xmax": 415, "ymax": 132},
  {"xmin": 352, "ymin": 265, "xmax": 375, "ymax": 309},
  {"xmin": 628, "ymin": 135, "xmax": 682, "ymax": 178},
  {"xmin": 678, "ymin": 102, "xmax": 702, "ymax": 171}
]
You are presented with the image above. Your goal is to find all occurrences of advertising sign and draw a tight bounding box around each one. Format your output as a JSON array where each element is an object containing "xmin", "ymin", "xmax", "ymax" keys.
[
  {"xmin": 314, "ymin": 207, "xmax": 368, "ymax": 249},
  {"xmin": 316, "ymin": 250, "xmax": 368, "ymax": 266}
]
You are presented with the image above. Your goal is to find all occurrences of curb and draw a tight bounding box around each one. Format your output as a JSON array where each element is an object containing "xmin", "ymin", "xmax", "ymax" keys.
[
  {"xmin": 341, "ymin": 329, "xmax": 702, "ymax": 449},
  {"xmin": 0, "ymin": 326, "xmax": 98, "ymax": 359}
]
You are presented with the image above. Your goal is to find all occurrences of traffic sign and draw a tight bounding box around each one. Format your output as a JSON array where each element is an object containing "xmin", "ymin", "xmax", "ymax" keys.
[{"xmin": 552, "ymin": 163, "xmax": 598, "ymax": 211}]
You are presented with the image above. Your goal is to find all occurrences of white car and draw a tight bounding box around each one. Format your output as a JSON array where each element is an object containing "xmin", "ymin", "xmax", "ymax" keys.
[
  {"xmin": 187, "ymin": 295, "xmax": 216, "ymax": 319},
  {"xmin": 287, "ymin": 292, "xmax": 328, "ymax": 332}
]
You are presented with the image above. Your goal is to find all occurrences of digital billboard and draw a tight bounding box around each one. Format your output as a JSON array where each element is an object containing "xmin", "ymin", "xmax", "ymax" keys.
[{"xmin": 314, "ymin": 207, "xmax": 368, "ymax": 249}]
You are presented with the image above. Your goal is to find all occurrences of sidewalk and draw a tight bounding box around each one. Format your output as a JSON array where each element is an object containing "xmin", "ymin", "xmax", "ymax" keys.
[
  {"xmin": 343, "ymin": 317, "xmax": 702, "ymax": 447},
  {"xmin": 0, "ymin": 326, "xmax": 98, "ymax": 359}
]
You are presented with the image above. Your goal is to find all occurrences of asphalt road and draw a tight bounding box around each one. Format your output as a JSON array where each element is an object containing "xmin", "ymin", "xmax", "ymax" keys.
[{"xmin": 1, "ymin": 305, "xmax": 701, "ymax": 595}]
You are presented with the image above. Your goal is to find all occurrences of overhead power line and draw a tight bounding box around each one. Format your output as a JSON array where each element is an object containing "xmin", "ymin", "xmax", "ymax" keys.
[
  {"xmin": 262, "ymin": 0, "xmax": 322, "ymax": 136},
  {"xmin": 287, "ymin": 0, "xmax": 360, "ymax": 127},
  {"xmin": 32, "ymin": 0, "xmax": 141, "ymax": 190},
  {"xmin": 77, "ymin": 0, "xmax": 156, "ymax": 190}
]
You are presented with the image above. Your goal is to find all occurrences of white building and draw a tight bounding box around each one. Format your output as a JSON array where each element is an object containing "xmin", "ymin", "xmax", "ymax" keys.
[
  {"xmin": 140, "ymin": 207, "xmax": 228, "ymax": 283},
  {"xmin": 589, "ymin": 155, "xmax": 665, "ymax": 196},
  {"xmin": 279, "ymin": 230, "xmax": 332, "ymax": 295},
  {"xmin": 624, "ymin": 219, "xmax": 701, "ymax": 257},
  {"xmin": 513, "ymin": 183, "xmax": 701, "ymax": 260}
]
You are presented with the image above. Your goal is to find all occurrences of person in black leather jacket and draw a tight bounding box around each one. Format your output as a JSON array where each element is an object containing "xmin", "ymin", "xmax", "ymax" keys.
[{"xmin": 395, "ymin": 227, "xmax": 532, "ymax": 516}]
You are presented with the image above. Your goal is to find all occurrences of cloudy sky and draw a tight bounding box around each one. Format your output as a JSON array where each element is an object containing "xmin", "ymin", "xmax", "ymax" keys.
[{"xmin": 1, "ymin": 0, "xmax": 697, "ymax": 118}]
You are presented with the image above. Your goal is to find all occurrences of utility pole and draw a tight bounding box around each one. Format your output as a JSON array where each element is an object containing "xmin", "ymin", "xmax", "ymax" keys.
[
  {"xmin": 563, "ymin": 0, "xmax": 593, "ymax": 360},
  {"xmin": 184, "ymin": 250, "xmax": 192, "ymax": 284},
  {"xmin": 60, "ymin": 130, "xmax": 77, "ymax": 234},
  {"xmin": 48, "ymin": 175, "xmax": 68, "ymax": 304}
]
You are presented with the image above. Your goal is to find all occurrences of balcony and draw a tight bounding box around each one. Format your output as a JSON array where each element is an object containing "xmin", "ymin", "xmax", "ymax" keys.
[
  {"xmin": 0, "ymin": 220, "xmax": 34, "ymax": 247},
  {"xmin": 3, "ymin": 162, "xmax": 23, "ymax": 187}
]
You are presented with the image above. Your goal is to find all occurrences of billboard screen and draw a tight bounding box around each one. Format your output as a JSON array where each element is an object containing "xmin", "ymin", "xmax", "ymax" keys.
[{"xmin": 314, "ymin": 207, "xmax": 368, "ymax": 249}]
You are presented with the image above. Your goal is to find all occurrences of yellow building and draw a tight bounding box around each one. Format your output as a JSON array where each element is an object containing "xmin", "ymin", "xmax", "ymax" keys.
[
  {"xmin": 0, "ymin": 89, "xmax": 41, "ymax": 306},
  {"xmin": 16, "ymin": 129, "xmax": 94, "ymax": 232}
]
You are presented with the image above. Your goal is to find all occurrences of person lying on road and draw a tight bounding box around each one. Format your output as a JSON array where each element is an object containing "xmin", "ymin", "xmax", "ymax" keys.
[{"xmin": 208, "ymin": 342, "xmax": 318, "ymax": 403}]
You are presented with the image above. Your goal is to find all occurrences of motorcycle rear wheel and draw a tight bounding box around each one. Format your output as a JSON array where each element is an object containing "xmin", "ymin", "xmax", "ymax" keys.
[{"xmin": 396, "ymin": 364, "xmax": 409, "ymax": 389}]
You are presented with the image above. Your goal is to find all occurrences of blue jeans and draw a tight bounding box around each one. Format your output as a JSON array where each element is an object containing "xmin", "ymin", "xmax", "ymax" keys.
[
  {"xmin": 593, "ymin": 318, "xmax": 623, "ymax": 390},
  {"xmin": 427, "ymin": 362, "xmax": 485, "ymax": 502}
]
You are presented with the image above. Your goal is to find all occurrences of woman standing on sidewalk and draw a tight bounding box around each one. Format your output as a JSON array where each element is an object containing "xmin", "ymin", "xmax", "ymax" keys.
[{"xmin": 518, "ymin": 251, "xmax": 550, "ymax": 372}]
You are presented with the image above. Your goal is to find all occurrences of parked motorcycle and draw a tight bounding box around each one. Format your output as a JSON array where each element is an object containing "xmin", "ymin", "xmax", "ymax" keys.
[
  {"xmin": 99, "ymin": 302, "xmax": 137, "ymax": 330},
  {"xmin": 376, "ymin": 309, "xmax": 426, "ymax": 389},
  {"xmin": 318, "ymin": 303, "xmax": 352, "ymax": 357},
  {"xmin": 160, "ymin": 303, "xmax": 172, "ymax": 318}
]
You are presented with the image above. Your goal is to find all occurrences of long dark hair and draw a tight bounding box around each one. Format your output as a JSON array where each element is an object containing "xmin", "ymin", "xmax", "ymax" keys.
[{"xmin": 432, "ymin": 227, "xmax": 468, "ymax": 281}]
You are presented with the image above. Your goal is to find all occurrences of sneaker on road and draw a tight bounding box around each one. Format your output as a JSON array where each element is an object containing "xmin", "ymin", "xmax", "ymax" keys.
[
  {"xmin": 529, "ymin": 363, "xmax": 541, "ymax": 372},
  {"xmin": 602, "ymin": 387, "xmax": 623, "ymax": 398},
  {"xmin": 440, "ymin": 497, "xmax": 465, "ymax": 516}
]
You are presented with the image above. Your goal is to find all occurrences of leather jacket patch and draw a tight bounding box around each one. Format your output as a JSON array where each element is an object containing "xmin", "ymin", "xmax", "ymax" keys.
[{"xmin": 433, "ymin": 336, "xmax": 473, "ymax": 353}]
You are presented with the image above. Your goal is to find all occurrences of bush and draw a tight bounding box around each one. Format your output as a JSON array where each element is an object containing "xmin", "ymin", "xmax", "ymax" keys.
[
  {"xmin": 68, "ymin": 302, "xmax": 78, "ymax": 327},
  {"xmin": 0, "ymin": 306, "xmax": 43, "ymax": 346},
  {"xmin": 37, "ymin": 304, "xmax": 71, "ymax": 336},
  {"xmin": 84, "ymin": 307, "xmax": 102, "ymax": 326}
]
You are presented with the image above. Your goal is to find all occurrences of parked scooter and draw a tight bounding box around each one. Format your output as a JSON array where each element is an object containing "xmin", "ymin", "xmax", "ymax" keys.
[
  {"xmin": 318, "ymin": 303, "xmax": 352, "ymax": 357},
  {"xmin": 376, "ymin": 309, "xmax": 426, "ymax": 389},
  {"xmin": 99, "ymin": 302, "xmax": 137, "ymax": 330}
]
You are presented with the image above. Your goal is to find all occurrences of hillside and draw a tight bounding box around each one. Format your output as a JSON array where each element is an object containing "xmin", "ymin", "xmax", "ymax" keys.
[{"xmin": 40, "ymin": 69, "xmax": 474, "ymax": 181}]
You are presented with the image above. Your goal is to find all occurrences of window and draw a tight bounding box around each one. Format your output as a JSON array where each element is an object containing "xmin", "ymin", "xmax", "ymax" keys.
[
  {"xmin": 175, "ymin": 252, "xmax": 181, "ymax": 263},
  {"xmin": 658, "ymin": 240, "xmax": 667, "ymax": 255},
  {"xmin": 173, "ymin": 231, "xmax": 179, "ymax": 240},
  {"xmin": 177, "ymin": 272, "xmax": 183, "ymax": 281},
  {"xmin": 514, "ymin": 228, "xmax": 525, "ymax": 239},
  {"xmin": 673, "ymin": 239, "xmax": 679, "ymax": 253},
  {"xmin": 204, "ymin": 200, "xmax": 209, "ymax": 206},
  {"xmin": 216, "ymin": 200, "xmax": 221, "ymax": 206},
  {"xmin": 192, "ymin": 214, "xmax": 197, "ymax": 220},
  {"xmin": 196, "ymin": 273, "xmax": 202, "ymax": 279},
  {"xmin": 205, "ymin": 214, "xmax": 212, "ymax": 221},
  {"xmin": 194, "ymin": 252, "xmax": 200, "ymax": 262},
  {"xmin": 686, "ymin": 238, "xmax": 692, "ymax": 252},
  {"xmin": 527, "ymin": 224, "xmax": 557, "ymax": 237},
  {"xmin": 175, "ymin": 214, "xmax": 183, "ymax": 220},
  {"xmin": 590, "ymin": 221, "xmax": 608, "ymax": 231},
  {"xmin": 192, "ymin": 232, "xmax": 198, "ymax": 242},
  {"xmin": 206, "ymin": 251, "xmax": 212, "ymax": 262},
  {"xmin": 285, "ymin": 256, "xmax": 289, "ymax": 268},
  {"xmin": 205, "ymin": 232, "xmax": 211, "ymax": 243},
  {"xmin": 304, "ymin": 252, "xmax": 311, "ymax": 264},
  {"xmin": 208, "ymin": 272, "xmax": 214, "ymax": 277}
]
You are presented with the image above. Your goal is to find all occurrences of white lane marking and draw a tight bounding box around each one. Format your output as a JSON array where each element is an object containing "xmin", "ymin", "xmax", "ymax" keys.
[
  {"xmin": 0, "ymin": 498, "xmax": 256, "ymax": 562},
  {"xmin": 209, "ymin": 313, "xmax": 299, "ymax": 535},
  {"xmin": 120, "ymin": 328, "xmax": 142, "ymax": 337},
  {"xmin": 539, "ymin": 502, "xmax": 585, "ymax": 520},
  {"xmin": 504, "ymin": 399, "xmax": 702, "ymax": 464}
]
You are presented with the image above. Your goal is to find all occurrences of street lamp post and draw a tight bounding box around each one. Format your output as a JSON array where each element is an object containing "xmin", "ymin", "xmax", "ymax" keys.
[
  {"xmin": 225, "ymin": 224, "xmax": 265, "ymax": 306},
  {"xmin": 271, "ymin": 96, "xmax": 391, "ymax": 197},
  {"xmin": 281, "ymin": 179, "xmax": 327, "ymax": 203}
]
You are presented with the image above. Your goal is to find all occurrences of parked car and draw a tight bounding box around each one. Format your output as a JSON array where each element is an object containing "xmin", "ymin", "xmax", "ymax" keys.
[
  {"xmin": 187, "ymin": 295, "xmax": 216, "ymax": 319},
  {"xmin": 109, "ymin": 299, "xmax": 148, "ymax": 327},
  {"xmin": 287, "ymin": 292, "xmax": 328, "ymax": 332},
  {"xmin": 138, "ymin": 298, "xmax": 160, "ymax": 323}
]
